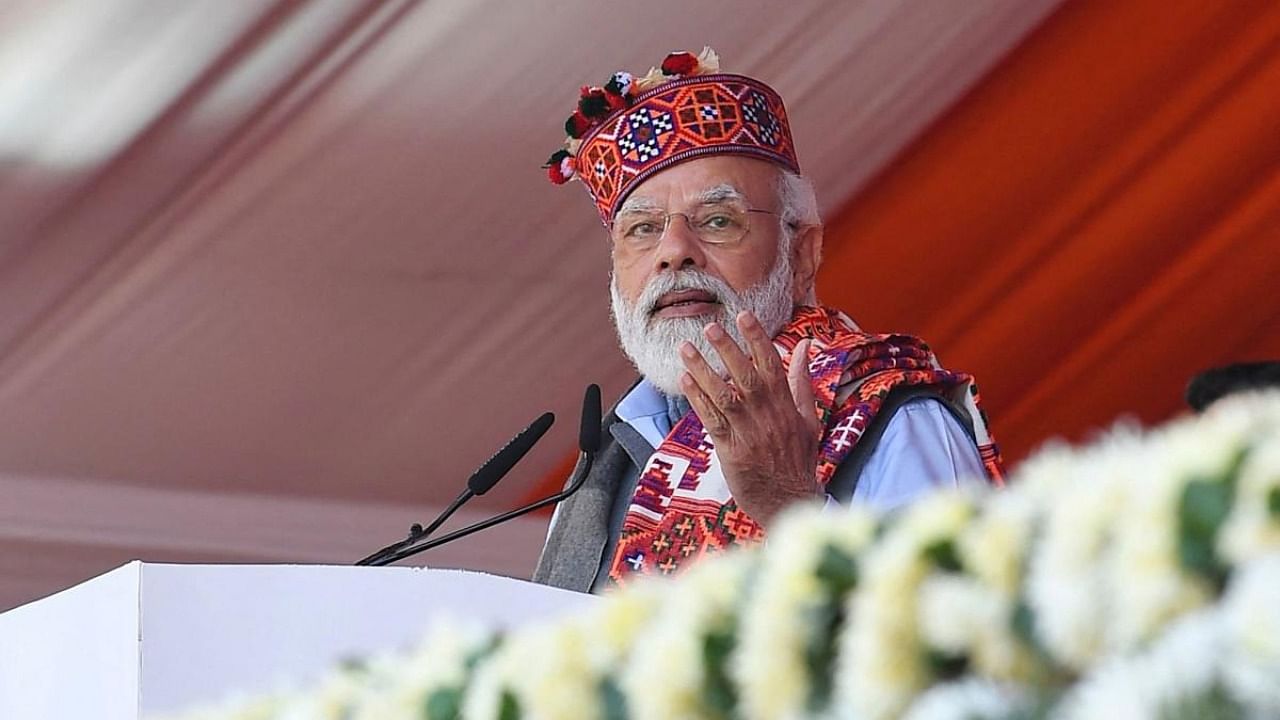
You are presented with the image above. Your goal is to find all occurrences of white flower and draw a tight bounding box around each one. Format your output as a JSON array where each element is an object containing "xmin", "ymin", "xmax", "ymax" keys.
[
  {"xmin": 915, "ymin": 572, "xmax": 1029, "ymax": 684},
  {"xmin": 580, "ymin": 578, "xmax": 664, "ymax": 673},
  {"xmin": 1220, "ymin": 554, "xmax": 1280, "ymax": 714},
  {"xmin": 1103, "ymin": 442, "xmax": 1214, "ymax": 654},
  {"xmin": 1023, "ymin": 437, "xmax": 1135, "ymax": 671},
  {"xmin": 733, "ymin": 506, "xmax": 876, "ymax": 720},
  {"xmin": 832, "ymin": 493, "xmax": 974, "ymax": 720},
  {"xmin": 1219, "ymin": 440, "xmax": 1280, "ymax": 565},
  {"xmin": 901, "ymin": 679, "xmax": 1032, "ymax": 720},
  {"xmin": 1052, "ymin": 609, "xmax": 1224, "ymax": 720},
  {"xmin": 350, "ymin": 620, "xmax": 493, "ymax": 720},
  {"xmin": 957, "ymin": 489, "xmax": 1037, "ymax": 596},
  {"xmin": 624, "ymin": 550, "xmax": 755, "ymax": 720},
  {"xmin": 277, "ymin": 665, "xmax": 370, "ymax": 720},
  {"xmin": 462, "ymin": 620, "xmax": 598, "ymax": 720}
]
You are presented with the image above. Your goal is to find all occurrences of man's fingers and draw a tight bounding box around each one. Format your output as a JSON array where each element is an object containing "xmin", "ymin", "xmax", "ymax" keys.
[
  {"xmin": 681, "ymin": 371, "xmax": 730, "ymax": 437},
  {"xmin": 702, "ymin": 322, "xmax": 760, "ymax": 392},
  {"xmin": 788, "ymin": 339, "xmax": 822, "ymax": 437},
  {"xmin": 680, "ymin": 341, "xmax": 738, "ymax": 411},
  {"xmin": 736, "ymin": 311, "xmax": 785, "ymax": 383}
]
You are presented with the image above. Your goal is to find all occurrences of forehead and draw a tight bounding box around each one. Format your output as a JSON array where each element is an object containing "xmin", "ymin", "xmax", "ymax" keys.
[{"xmin": 617, "ymin": 156, "xmax": 781, "ymax": 213}]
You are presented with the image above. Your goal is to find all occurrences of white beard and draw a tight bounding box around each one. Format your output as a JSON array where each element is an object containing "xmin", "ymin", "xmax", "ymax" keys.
[{"xmin": 610, "ymin": 253, "xmax": 796, "ymax": 396}]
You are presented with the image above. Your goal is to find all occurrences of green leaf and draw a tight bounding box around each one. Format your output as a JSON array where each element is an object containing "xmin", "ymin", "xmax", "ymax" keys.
[
  {"xmin": 924, "ymin": 648, "xmax": 969, "ymax": 680},
  {"xmin": 1160, "ymin": 682, "xmax": 1246, "ymax": 720},
  {"xmin": 801, "ymin": 545, "xmax": 860, "ymax": 712},
  {"xmin": 702, "ymin": 625, "xmax": 738, "ymax": 720},
  {"xmin": 1177, "ymin": 478, "xmax": 1234, "ymax": 590},
  {"xmin": 599, "ymin": 676, "xmax": 628, "ymax": 720},
  {"xmin": 465, "ymin": 634, "xmax": 502, "ymax": 671},
  {"xmin": 1268, "ymin": 486, "xmax": 1280, "ymax": 517},
  {"xmin": 337, "ymin": 656, "xmax": 368, "ymax": 673},
  {"xmin": 923, "ymin": 538, "xmax": 962, "ymax": 572},
  {"xmin": 498, "ymin": 690, "xmax": 521, "ymax": 720},
  {"xmin": 424, "ymin": 687, "xmax": 462, "ymax": 720},
  {"xmin": 802, "ymin": 602, "xmax": 843, "ymax": 711},
  {"xmin": 1011, "ymin": 599, "xmax": 1036, "ymax": 647},
  {"xmin": 813, "ymin": 544, "xmax": 859, "ymax": 594}
]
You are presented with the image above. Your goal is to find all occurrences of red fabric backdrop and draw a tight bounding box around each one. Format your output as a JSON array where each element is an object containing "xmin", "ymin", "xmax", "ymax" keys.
[{"xmin": 818, "ymin": 0, "xmax": 1280, "ymax": 464}]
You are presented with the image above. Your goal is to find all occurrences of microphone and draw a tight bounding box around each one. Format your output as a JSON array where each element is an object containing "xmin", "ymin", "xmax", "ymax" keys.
[
  {"xmin": 356, "ymin": 411, "xmax": 555, "ymax": 566},
  {"xmin": 369, "ymin": 384, "xmax": 601, "ymax": 566},
  {"xmin": 579, "ymin": 382, "xmax": 602, "ymax": 453}
]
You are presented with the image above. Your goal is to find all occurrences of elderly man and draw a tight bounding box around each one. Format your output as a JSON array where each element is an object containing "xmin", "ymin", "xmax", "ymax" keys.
[{"xmin": 534, "ymin": 50, "xmax": 1002, "ymax": 593}]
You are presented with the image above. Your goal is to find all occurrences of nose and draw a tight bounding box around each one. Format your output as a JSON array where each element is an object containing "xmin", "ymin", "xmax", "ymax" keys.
[{"xmin": 654, "ymin": 213, "xmax": 707, "ymax": 273}]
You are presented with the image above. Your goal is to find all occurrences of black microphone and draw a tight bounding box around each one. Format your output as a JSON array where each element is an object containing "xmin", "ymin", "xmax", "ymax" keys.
[
  {"xmin": 356, "ymin": 411, "xmax": 555, "ymax": 566},
  {"xmin": 370, "ymin": 384, "xmax": 601, "ymax": 566},
  {"xmin": 579, "ymin": 383, "xmax": 602, "ymax": 453}
]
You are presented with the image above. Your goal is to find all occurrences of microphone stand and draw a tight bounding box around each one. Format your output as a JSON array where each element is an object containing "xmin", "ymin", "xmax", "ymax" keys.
[
  {"xmin": 367, "ymin": 448, "xmax": 596, "ymax": 566},
  {"xmin": 356, "ymin": 411, "xmax": 557, "ymax": 566},
  {"xmin": 355, "ymin": 490, "xmax": 467, "ymax": 566}
]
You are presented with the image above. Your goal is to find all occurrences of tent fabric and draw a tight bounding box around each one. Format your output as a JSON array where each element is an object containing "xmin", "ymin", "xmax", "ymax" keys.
[
  {"xmin": 0, "ymin": 0, "xmax": 1064, "ymax": 611},
  {"xmin": 817, "ymin": 0, "xmax": 1280, "ymax": 463}
]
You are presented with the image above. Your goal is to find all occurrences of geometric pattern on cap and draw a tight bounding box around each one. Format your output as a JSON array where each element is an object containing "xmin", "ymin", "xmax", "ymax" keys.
[{"xmin": 577, "ymin": 73, "xmax": 800, "ymax": 225}]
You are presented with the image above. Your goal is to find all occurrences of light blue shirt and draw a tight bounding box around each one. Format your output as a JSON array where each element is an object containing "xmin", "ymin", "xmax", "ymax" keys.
[{"xmin": 615, "ymin": 379, "xmax": 986, "ymax": 513}]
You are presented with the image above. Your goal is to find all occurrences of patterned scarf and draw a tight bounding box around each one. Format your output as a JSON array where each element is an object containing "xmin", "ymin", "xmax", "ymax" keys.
[{"xmin": 607, "ymin": 305, "xmax": 1004, "ymax": 585}]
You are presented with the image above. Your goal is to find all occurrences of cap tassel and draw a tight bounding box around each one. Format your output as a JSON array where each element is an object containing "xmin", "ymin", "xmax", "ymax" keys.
[{"xmin": 543, "ymin": 150, "xmax": 576, "ymax": 185}]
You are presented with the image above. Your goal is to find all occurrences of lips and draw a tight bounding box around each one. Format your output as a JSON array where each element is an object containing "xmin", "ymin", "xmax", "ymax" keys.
[{"xmin": 651, "ymin": 289, "xmax": 721, "ymax": 320}]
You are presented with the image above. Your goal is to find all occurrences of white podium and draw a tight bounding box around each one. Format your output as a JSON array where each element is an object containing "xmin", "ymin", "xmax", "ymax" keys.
[{"xmin": 0, "ymin": 562, "xmax": 592, "ymax": 719}]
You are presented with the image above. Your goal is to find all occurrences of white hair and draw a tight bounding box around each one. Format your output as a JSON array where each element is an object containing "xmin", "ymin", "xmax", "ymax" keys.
[
  {"xmin": 776, "ymin": 170, "xmax": 821, "ymax": 304},
  {"xmin": 777, "ymin": 170, "xmax": 821, "ymax": 229}
]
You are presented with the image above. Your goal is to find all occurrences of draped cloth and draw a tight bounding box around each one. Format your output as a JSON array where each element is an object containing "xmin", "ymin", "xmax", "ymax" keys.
[{"xmin": 606, "ymin": 305, "xmax": 1004, "ymax": 585}]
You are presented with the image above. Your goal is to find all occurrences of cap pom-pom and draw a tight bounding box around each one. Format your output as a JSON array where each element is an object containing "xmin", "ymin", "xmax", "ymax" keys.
[
  {"xmin": 543, "ymin": 149, "xmax": 576, "ymax": 185},
  {"xmin": 565, "ymin": 110, "xmax": 592, "ymax": 139},
  {"xmin": 604, "ymin": 71, "xmax": 634, "ymax": 100},
  {"xmin": 578, "ymin": 87, "xmax": 613, "ymax": 119},
  {"xmin": 661, "ymin": 51, "xmax": 699, "ymax": 77}
]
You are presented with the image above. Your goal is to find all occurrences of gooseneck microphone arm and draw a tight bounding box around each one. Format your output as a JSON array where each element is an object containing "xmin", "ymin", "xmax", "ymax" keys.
[
  {"xmin": 370, "ymin": 384, "xmax": 602, "ymax": 567},
  {"xmin": 355, "ymin": 489, "xmax": 468, "ymax": 566},
  {"xmin": 356, "ymin": 411, "xmax": 556, "ymax": 566}
]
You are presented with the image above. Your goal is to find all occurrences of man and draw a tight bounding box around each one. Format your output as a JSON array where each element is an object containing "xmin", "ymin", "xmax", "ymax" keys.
[{"xmin": 534, "ymin": 49, "xmax": 1002, "ymax": 593}]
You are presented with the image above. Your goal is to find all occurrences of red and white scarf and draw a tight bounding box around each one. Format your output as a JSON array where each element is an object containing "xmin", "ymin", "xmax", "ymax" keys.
[{"xmin": 607, "ymin": 305, "xmax": 1004, "ymax": 585}]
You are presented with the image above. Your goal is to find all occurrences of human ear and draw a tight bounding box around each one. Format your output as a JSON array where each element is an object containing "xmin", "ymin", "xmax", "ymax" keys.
[{"xmin": 790, "ymin": 223, "xmax": 823, "ymax": 304}]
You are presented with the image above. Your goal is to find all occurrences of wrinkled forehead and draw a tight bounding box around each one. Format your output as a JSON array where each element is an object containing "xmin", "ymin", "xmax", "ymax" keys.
[
  {"xmin": 616, "ymin": 184, "xmax": 747, "ymax": 215},
  {"xmin": 610, "ymin": 155, "xmax": 782, "ymax": 219}
]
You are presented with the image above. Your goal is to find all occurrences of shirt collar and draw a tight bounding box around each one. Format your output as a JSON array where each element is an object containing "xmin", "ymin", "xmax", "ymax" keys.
[{"xmin": 615, "ymin": 378, "xmax": 668, "ymax": 424}]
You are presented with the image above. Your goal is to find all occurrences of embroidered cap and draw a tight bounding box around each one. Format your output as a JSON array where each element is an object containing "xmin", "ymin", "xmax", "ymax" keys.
[{"xmin": 543, "ymin": 48, "xmax": 801, "ymax": 225}]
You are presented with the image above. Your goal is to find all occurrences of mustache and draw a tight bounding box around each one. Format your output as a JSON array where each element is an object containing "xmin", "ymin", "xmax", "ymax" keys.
[{"xmin": 635, "ymin": 270, "xmax": 731, "ymax": 317}]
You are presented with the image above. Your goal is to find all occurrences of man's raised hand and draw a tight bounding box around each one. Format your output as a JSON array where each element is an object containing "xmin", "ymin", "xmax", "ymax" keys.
[{"xmin": 678, "ymin": 311, "xmax": 823, "ymax": 525}]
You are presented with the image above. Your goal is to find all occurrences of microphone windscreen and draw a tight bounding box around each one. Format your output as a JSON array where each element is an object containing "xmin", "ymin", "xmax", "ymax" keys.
[
  {"xmin": 468, "ymin": 411, "xmax": 555, "ymax": 495},
  {"xmin": 579, "ymin": 384, "xmax": 602, "ymax": 453}
]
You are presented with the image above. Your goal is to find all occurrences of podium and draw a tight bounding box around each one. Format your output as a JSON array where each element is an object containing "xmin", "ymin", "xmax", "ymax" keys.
[{"xmin": 0, "ymin": 562, "xmax": 593, "ymax": 719}]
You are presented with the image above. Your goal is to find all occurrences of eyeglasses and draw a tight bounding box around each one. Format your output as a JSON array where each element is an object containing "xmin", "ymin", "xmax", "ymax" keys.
[{"xmin": 609, "ymin": 201, "xmax": 781, "ymax": 251}]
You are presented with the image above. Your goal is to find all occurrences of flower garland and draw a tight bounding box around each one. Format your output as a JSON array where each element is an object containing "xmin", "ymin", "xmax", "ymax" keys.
[{"xmin": 158, "ymin": 391, "xmax": 1280, "ymax": 720}]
